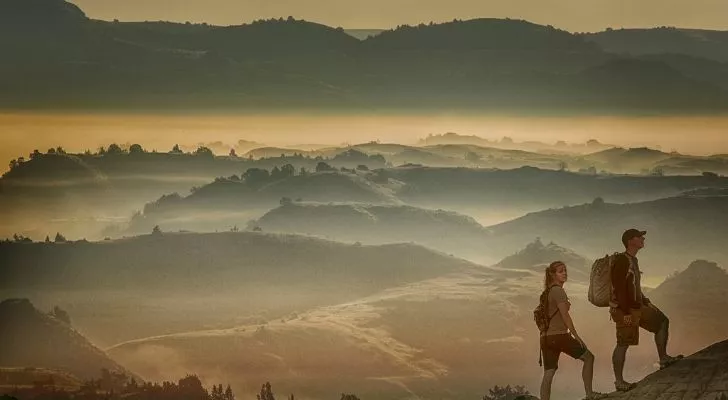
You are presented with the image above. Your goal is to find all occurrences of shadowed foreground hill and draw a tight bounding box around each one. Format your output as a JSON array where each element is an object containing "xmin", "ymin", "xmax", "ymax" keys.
[
  {"xmin": 0, "ymin": 232, "xmax": 473, "ymax": 293},
  {"xmin": 0, "ymin": 298, "xmax": 128, "ymax": 380},
  {"xmin": 0, "ymin": 367, "xmax": 83, "ymax": 391}
]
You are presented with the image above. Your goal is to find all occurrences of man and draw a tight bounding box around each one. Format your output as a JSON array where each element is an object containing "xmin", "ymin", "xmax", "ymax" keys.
[{"xmin": 610, "ymin": 229, "xmax": 683, "ymax": 392}]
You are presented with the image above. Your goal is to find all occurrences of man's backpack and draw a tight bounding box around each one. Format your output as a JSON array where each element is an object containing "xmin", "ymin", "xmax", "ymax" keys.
[
  {"xmin": 588, "ymin": 252, "xmax": 623, "ymax": 307},
  {"xmin": 534, "ymin": 285, "xmax": 560, "ymax": 366}
]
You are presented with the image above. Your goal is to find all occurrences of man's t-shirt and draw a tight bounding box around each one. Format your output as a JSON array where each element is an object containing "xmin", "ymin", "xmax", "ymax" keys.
[
  {"xmin": 546, "ymin": 286, "xmax": 570, "ymax": 336},
  {"xmin": 611, "ymin": 253, "xmax": 647, "ymax": 313}
]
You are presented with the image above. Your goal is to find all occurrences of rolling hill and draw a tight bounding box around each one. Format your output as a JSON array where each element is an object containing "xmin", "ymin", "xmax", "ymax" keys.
[
  {"xmin": 648, "ymin": 260, "xmax": 728, "ymax": 347},
  {"xmin": 585, "ymin": 27, "xmax": 728, "ymax": 63},
  {"xmin": 0, "ymin": 298, "xmax": 129, "ymax": 380},
  {"xmin": 0, "ymin": 231, "xmax": 479, "ymax": 345},
  {"xmin": 252, "ymin": 202, "xmax": 494, "ymax": 263},
  {"xmin": 483, "ymin": 194, "xmax": 728, "ymax": 277}
]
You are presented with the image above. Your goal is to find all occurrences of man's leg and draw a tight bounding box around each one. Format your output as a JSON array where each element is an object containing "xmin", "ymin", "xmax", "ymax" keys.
[
  {"xmin": 642, "ymin": 304, "xmax": 681, "ymax": 366},
  {"xmin": 612, "ymin": 344, "xmax": 628, "ymax": 384},
  {"xmin": 655, "ymin": 317, "xmax": 668, "ymax": 361},
  {"xmin": 541, "ymin": 369, "xmax": 556, "ymax": 400}
]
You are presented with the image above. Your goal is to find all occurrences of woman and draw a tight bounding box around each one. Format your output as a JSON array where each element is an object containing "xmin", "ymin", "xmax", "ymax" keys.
[{"xmin": 540, "ymin": 261, "xmax": 605, "ymax": 400}]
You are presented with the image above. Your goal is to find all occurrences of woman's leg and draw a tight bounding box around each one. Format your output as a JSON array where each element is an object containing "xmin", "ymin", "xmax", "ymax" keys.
[
  {"xmin": 541, "ymin": 368, "xmax": 557, "ymax": 400},
  {"xmin": 581, "ymin": 350, "xmax": 595, "ymax": 396}
]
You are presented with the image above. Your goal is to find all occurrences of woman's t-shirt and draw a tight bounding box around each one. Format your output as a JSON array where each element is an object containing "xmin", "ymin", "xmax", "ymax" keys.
[{"xmin": 546, "ymin": 286, "xmax": 570, "ymax": 336}]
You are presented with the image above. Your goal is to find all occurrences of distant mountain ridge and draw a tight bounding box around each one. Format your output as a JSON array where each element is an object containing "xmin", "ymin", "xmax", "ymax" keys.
[
  {"xmin": 3, "ymin": 0, "xmax": 728, "ymax": 111},
  {"xmin": 585, "ymin": 27, "xmax": 728, "ymax": 63}
]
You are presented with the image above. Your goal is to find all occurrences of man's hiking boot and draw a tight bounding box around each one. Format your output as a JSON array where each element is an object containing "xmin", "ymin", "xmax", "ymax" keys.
[
  {"xmin": 615, "ymin": 380, "xmax": 637, "ymax": 392},
  {"xmin": 659, "ymin": 354, "xmax": 684, "ymax": 370},
  {"xmin": 584, "ymin": 391, "xmax": 608, "ymax": 400}
]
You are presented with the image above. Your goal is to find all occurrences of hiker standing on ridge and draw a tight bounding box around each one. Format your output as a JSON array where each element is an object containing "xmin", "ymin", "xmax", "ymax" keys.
[
  {"xmin": 538, "ymin": 261, "xmax": 606, "ymax": 400},
  {"xmin": 610, "ymin": 229, "xmax": 683, "ymax": 392}
]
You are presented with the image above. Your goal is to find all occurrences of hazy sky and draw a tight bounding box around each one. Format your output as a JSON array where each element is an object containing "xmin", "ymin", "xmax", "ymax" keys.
[{"xmin": 68, "ymin": 0, "xmax": 728, "ymax": 32}]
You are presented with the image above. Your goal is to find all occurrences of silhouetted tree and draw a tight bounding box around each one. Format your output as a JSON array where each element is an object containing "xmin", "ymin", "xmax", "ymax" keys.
[
  {"xmin": 702, "ymin": 171, "xmax": 719, "ymax": 178},
  {"xmin": 280, "ymin": 164, "xmax": 295, "ymax": 178},
  {"xmin": 12, "ymin": 234, "xmax": 31, "ymax": 243},
  {"xmin": 224, "ymin": 385, "xmax": 234, "ymax": 400},
  {"xmin": 651, "ymin": 167, "xmax": 665, "ymax": 176},
  {"xmin": 54, "ymin": 232, "xmax": 67, "ymax": 243},
  {"xmin": 257, "ymin": 382, "xmax": 274, "ymax": 400},
  {"xmin": 271, "ymin": 166, "xmax": 282, "ymax": 179},
  {"xmin": 340, "ymin": 394, "xmax": 360, "ymax": 400},
  {"xmin": 107, "ymin": 143, "xmax": 124, "ymax": 155},
  {"xmin": 557, "ymin": 161, "xmax": 568, "ymax": 171},
  {"xmin": 152, "ymin": 225, "xmax": 162, "ymax": 236},
  {"xmin": 194, "ymin": 146, "xmax": 214, "ymax": 158},
  {"xmin": 171, "ymin": 144, "xmax": 183, "ymax": 154},
  {"xmin": 178, "ymin": 375, "xmax": 208, "ymax": 400},
  {"xmin": 56, "ymin": 146, "xmax": 66, "ymax": 154},
  {"xmin": 242, "ymin": 168, "xmax": 270, "ymax": 186},
  {"xmin": 229, "ymin": 149, "xmax": 238, "ymax": 157},
  {"xmin": 30, "ymin": 149, "xmax": 42, "ymax": 159},
  {"xmin": 482, "ymin": 384, "xmax": 529, "ymax": 400},
  {"xmin": 315, "ymin": 162, "xmax": 334, "ymax": 172},
  {"xmin": 45, "ymin": 235, "xmax": 50, "ymax": 243},
  {"xmin": 211, "ymin": 384, "xmax": 223, "ymax": 400},
  {"xmin": 129, "ymin": 144, "xmax": 144, "ymax": 154},
  {"xmin": 50, "ymin": 305, "xmax": 71, "ymax": 324}
]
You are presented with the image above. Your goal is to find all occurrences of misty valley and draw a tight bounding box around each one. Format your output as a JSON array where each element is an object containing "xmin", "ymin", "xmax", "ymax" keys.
[{"xmin": 3, "ymin": 131, "xmax": 728, "ymax": 400}]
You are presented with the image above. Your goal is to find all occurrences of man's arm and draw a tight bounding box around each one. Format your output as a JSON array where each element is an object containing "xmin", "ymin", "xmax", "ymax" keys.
[{"xmin": 611, "ymin": 255, "xmax": 638, "ymax": 313}]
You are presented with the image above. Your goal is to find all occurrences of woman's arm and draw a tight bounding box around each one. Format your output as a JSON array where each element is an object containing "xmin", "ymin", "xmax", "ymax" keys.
[{"xmin": 558, "ymin": 302, "xmax": 585, "ymax": 346}]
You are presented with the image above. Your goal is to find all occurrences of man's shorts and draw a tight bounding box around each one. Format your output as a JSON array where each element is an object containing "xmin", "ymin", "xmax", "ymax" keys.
[
  {"xmin": 610, "ymin": 303, "xmax": 668, "ymax": 346},
  {"xmin": 540, "ymin": 333, "xmax": 588, "ymax": 370}
]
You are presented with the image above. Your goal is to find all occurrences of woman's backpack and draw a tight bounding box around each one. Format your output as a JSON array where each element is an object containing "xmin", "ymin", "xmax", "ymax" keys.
[{"xmin": 533, "ymin": 285, "xmax": 560, "ymax": 366}]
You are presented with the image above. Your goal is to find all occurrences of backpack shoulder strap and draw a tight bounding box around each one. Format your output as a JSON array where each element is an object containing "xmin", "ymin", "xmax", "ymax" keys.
[{"xmin": 545, "ymin": 285, "xmax": 561, "ymax": 321}]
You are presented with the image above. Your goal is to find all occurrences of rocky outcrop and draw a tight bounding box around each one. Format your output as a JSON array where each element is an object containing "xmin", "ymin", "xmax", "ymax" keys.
[{"xmin": 604, "ymin": 339, "xmax": 728, "ymax": 399}]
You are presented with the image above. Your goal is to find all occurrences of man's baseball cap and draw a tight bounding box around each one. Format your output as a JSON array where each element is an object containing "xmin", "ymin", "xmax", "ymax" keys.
[{"xmin": 622, "ymin": 228, "xmax": 647, "ymax": 246}]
